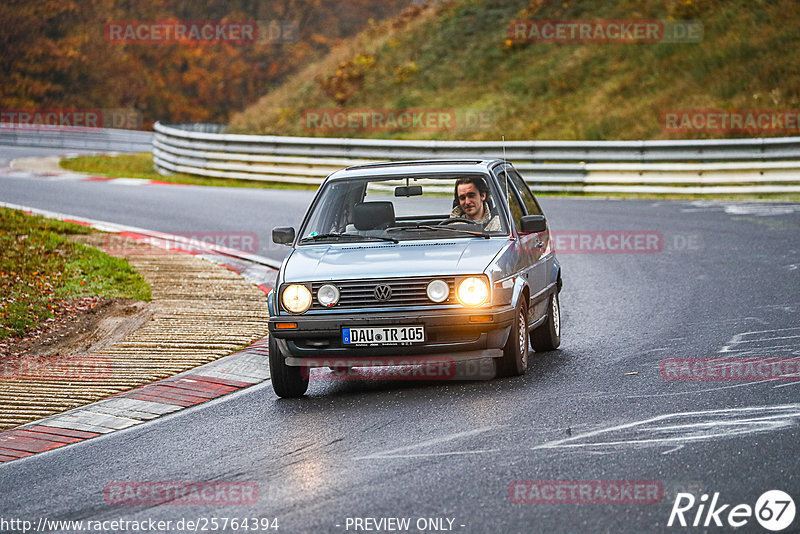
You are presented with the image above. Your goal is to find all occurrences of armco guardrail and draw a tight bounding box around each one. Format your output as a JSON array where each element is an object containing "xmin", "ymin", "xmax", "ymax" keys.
[
  {"xmin": 153, "ymin": 123, "xmax": 800, "ymax": 194},
  {"xmin": 0, "ymin": 123, "xmax": 153, "ymax": 153}
]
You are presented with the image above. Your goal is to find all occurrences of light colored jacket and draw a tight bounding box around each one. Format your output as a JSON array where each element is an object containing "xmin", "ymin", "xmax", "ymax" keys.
[{"xmin": 450, "ymin": 205, "xmax": 502, "ymax": 231}]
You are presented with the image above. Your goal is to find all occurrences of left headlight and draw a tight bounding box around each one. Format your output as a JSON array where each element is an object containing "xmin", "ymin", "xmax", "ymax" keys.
[
  {"xmin": 281, "ymin": 284, "xmax": 312, "ymax": 314},
  {"xmin": 426, "ymin": 279, "xmax": 450, "ymax": 303},
  {"xmin": 456, "ymin": 276, "xmax": 489, "ymax": 306}
]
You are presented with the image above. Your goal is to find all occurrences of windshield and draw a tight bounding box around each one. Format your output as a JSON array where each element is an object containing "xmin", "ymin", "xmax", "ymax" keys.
[{"xmin": 298, "ymin": 173, "xmax": 509, "ymax": 243}]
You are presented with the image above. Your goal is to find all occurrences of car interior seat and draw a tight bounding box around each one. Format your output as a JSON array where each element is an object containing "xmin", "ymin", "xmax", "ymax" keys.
[{"xmin": 353, "ymin": 201, "xmax": 396, "ymax": 230}]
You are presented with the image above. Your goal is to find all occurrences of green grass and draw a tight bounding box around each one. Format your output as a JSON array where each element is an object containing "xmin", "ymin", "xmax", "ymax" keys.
[
  {"xmin": 0, "ymin": 208, "xmax": 151, "ymax": 340},
  {"xmin": 229, "ymin": 0, "xmax": 800, "ymax": 142},
  {"xmin": 60, "ymin": 153, "xmax": 318, "ymax": 191}
]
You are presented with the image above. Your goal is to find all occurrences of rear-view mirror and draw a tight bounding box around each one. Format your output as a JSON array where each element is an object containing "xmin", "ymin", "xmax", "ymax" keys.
[{"xmin": 395, "ymin": 185, "xmax": 423, "ymax": 197}]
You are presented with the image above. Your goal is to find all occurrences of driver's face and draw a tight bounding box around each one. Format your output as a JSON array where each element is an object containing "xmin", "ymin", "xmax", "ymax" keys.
[{"xmin": 457, "ymin": 183, "xmax": 486, "ymax": 220}]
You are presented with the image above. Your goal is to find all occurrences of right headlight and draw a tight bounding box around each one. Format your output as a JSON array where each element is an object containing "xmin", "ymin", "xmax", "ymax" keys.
[
  {"xmin": 281, "ymin": 284, "xmax": 312, "ymax": 314},
  {"xmin": 317, "ymin": 284, "xmax": 340, "ymax": 307},
  {"xmin": 456, "ymin": 277, "xmax": 489, "ymax": 307}
]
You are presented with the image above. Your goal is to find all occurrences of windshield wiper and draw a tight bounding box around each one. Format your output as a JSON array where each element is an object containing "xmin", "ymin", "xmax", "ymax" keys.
[
  {"xmin": 300, "ymin": 232, "xmax": 398, "ymax": 243},
  {"xmin": 387, "ymin": 225, "xmax": 491, "ymax": 238}
]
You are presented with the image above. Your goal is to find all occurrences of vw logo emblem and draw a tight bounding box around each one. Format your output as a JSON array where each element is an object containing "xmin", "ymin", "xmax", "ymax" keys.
[{"xmin": 374, "ymin": 284, "xmax": 392, "ymax": 301}]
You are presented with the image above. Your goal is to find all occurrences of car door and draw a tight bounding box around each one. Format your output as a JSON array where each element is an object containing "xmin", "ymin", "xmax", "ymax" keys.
[{"xmin": 497, "ymin": 164, "xmax": 552, "ymax": 322}]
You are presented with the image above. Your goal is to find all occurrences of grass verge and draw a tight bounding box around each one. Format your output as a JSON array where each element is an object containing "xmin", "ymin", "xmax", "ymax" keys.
[
  {"xmin": 60, "ymin": 153, "xmax": 319, "ymax": 191},
  {"xmin": 0, "ymin": 208, "xmax": 151, "ymax": 340},
  {"xmin": 229, "ymin": 0, "xmax": 800, "ymax": 142}
]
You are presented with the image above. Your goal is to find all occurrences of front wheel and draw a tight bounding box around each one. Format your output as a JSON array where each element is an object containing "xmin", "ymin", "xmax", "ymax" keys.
[
  {"xmin": 497, "ymin": 301, "xmax": 529, "ymax": 377},
  {"xmin": 269, "ymin": 335, "xmax": 309, "ymax": 398},
  {"xmin": 532, "ymin": 292, "xmax": 561, "ymax": 352}
]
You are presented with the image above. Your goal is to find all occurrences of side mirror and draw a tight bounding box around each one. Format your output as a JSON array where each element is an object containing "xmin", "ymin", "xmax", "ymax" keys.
[
  {"xmin": 519, "ymin": 215, "xmax": 547, "ymax": 233},
  {"xmin": 272, "ymin": 226, "xmax": 295, "ymax": 245}
]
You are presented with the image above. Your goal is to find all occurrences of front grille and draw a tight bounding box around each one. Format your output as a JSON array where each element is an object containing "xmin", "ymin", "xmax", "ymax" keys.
[{"xmin": 310, "ymin": 277, "xmax": 456, "ymax": 310}]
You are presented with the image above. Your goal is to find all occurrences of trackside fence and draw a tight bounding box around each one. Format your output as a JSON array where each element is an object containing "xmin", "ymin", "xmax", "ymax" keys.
[{"xmin": 152, "ymin": 123, "xmax": 800, "ymax": 194}]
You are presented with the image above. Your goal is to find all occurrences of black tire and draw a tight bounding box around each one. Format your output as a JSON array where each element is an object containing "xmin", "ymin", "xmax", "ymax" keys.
[
  {"xmin": 497, "ymin": 300, "xmax": 529, "ymax": 377},
  {"xmin": 269, "ymin": 335, "xmax": 309, "ymax": 398},
  {"xmin": 532, "ymin": 292, "xmax": 561, "ymax": 352}
]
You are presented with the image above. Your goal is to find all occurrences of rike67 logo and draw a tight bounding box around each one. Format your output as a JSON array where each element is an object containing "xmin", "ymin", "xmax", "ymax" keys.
[{"xmin": 668, "ymin": 490, "xmax": 795, "ymax": 531}]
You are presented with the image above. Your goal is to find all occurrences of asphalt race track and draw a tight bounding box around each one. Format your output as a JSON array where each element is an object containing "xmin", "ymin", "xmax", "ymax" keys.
[{"xmin": 2, "ymin": 148, "xmax": 800, "ymax": 533}]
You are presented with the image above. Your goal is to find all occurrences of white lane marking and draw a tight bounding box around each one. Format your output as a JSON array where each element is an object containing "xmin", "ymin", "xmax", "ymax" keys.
[
  {"xmin": 719, "ymin": 327, "xmax": 800, "ymax": 356},
  {"xmin": 663, "ymin": 316, "xmax": 769, "ymax": 329},
  {"xmin": 43, "ymin": 173, "xmax": 89, "ymax": 181},
  {"xmin": 0, "ymin": 170, "xmax": 36, "ymax": 178},
  {"xmin": 755, "ymin": 303, "xmax": 800, "ymax": 315},
  {"xmin": 357, "ymin": 449, "xmax": 500, "ymax": 460},
  {"xmin": 661, "ymin": 445, "xmax": 684, "ymax": 455},
  {"xmin": 725, "ymin": 340, "xmax": 800, "ymax": 349},
  {"xmin": 107, "ymin": 178, "xmax": 148, "ymax": 186},
  {"xmin": 355, "ymin": 406, "xmax": 800, "ymax": 460},
  {"xmin": 725, "ymin": 204, "xmax": 800, "ymax": 216},
  {"xmin": 356, "ymin": 426, "xmax": 501, "ymax": 460},
  {"xmin": 627, "ymin": 378, "xmax": 783, "ymax": 398},
  {"xmin": 772, "ymin": 381, "xmax": 800, "ymax": 389},
  {"xmin": 681, "ymin": 201, "xmax": 800, "ymax": 216},
  {"xmin": 531, "ymin": 404, "xmax": 800, "ymax": 452}
]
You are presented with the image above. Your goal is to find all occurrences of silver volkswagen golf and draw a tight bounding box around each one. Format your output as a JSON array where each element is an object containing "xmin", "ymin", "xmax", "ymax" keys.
[{"xmin": 268, "ymin": 159, "xmax": 562, "ymax": 397}]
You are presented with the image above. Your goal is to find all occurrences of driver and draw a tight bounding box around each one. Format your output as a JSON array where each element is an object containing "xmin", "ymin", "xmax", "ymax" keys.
[{"xmin": 451, "ymin": 176, "xmax": 501, "ymax": 231}]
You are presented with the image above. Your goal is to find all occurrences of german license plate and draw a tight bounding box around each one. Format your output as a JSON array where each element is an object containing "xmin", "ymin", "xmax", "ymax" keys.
[{"xmin": 342, "ymin": 326, "xmax": 425, "ymax": 346}]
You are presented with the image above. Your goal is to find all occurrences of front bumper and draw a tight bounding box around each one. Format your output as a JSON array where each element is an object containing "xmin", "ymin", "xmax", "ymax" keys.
[{"xmin": 268, "ymin": 306, "xmax": 515, "ymax": 365}]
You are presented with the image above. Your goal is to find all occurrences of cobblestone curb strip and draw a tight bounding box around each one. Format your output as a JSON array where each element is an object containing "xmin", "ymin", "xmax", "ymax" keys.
[
  {"xmin": 0, "ymin": 207, "xmax": 276, "ymax": 463},
  {"xmin": 0, "ymin": 339, "xmax": 269, "ymax": 463}
]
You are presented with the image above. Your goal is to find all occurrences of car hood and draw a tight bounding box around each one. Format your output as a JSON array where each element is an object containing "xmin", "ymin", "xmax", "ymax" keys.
[{"xmin": 282, "ymin": 238, "xmax": 506, "ymax": 281}]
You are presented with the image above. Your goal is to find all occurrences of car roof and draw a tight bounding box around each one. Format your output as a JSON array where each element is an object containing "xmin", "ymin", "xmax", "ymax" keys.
[{"xmin": 327, "ymin": 159, "xmax": 507, "ymax": 181}]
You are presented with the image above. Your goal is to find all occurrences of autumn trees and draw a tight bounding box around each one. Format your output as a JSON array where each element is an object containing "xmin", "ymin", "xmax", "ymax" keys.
[{"xmin": 1, "ymin": 0, "xmax": 412, "ymax": 128}]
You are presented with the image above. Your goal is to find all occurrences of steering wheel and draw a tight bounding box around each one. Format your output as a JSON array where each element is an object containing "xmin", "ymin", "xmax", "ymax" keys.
[{"xmin": 437, "ymin": 217, "xmax": 475, "ymax": 225}]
